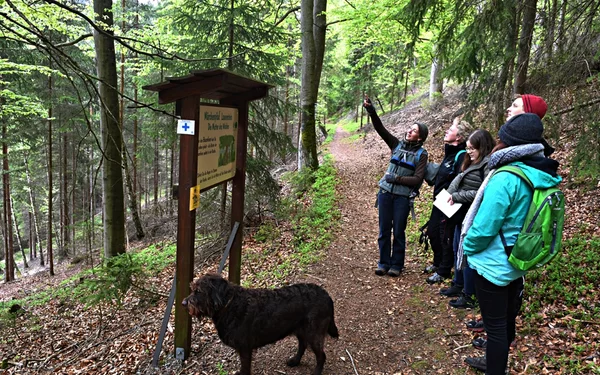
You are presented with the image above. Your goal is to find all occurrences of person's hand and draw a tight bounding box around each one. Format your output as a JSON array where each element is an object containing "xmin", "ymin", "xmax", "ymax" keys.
[
  {"xmin": 363, "ymin": 95, "xmax": 376, "ymax": 115},
  {"xmin": 447, "ymin": 196, "xmax": 454, "ymax": 205},
  {"xmin": 384, "ymin": 172, "xmax": 397, "ymax": 184}
]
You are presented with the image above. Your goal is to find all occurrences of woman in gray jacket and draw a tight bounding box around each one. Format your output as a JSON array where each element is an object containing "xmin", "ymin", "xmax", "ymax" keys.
[{"xmin": 439, "ymin": 129, "xmax": 496, "ymax": 308}]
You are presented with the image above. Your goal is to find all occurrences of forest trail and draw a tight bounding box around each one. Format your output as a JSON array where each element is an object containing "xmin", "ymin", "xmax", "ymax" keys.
[{"xmin": 243, "ymin": 122, "xmax": 485, "ymax": 375}]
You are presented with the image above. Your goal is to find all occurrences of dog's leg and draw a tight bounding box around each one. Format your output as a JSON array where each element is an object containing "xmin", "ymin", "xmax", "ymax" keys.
[
  {"xmin": 236, "ymin": 350, "xmax": 252, "ymax": 375},
  {"xmin": 309, "ymin": 339, "xmax": 326, "ymax": 375},
  {"xmin": 287, "ymin": 334, "xmax": 307, "ymax": 367}
]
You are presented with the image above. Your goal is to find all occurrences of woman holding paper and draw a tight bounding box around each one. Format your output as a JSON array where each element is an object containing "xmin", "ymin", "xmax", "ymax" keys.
[{"xmin": 439, "ymin": 129, "xmax": 495, "ymax": 310}]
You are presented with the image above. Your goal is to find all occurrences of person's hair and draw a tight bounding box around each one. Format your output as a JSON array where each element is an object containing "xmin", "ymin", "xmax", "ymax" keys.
[
  {"xmin": 462, "ymin": 129, "xmax": 496, "ymax": 170},
  {"xmin": 491, "ymin": 140, "xmax": 509, "ymax": 154},
  {"xmin": 454, "ymin": 119, "xmax": 474, "ymax": 143}
]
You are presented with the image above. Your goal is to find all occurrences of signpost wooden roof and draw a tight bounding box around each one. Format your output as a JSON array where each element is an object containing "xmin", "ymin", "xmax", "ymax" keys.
[
  {"xmin": 143, "ymin": 68, "xmax": 271, "ymax": 104},
  {"xmin": 143, "ymin": 68, "xmax": 271, "ymax": 362}
]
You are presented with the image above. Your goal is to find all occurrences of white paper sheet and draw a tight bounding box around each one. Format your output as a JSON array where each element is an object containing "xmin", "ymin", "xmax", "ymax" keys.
[{"xmin": 433, "ymin": 189, "xmax": 463, "ymax": 218}]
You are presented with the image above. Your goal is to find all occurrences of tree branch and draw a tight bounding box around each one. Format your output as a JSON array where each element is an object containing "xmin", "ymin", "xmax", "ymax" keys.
[{"xmin": 552, "ymin": 97, "xmax": 600, "ymax": 116}]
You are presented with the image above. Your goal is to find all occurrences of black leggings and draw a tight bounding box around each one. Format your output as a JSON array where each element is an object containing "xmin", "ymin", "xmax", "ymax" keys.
[{"xmin": 474, "ymin": 274, "xmax": 524, "ymax": 375}]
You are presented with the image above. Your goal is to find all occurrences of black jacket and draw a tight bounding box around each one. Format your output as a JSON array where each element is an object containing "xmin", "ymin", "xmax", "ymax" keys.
[{"xmin": 433, "ymin": 142, "xmax": 467, "ymax": 197}]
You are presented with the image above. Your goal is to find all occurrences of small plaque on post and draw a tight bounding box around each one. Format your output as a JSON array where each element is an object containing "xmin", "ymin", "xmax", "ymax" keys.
[
  {"xmin": 177, "ymin": 119, "xmax": 195, "ymax": 135},
  {"xmin": 189, "ymin": 185, "xmax": 200, "ymax": 211}
]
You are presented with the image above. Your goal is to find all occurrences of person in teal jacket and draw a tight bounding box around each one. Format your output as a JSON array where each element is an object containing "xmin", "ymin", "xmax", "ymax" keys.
[{"xmin": 461, "ymin": 113, "xmax": 561, "ymax": 374}]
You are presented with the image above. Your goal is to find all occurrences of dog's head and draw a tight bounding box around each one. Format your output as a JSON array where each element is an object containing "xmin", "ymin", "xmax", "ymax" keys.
[{"xmin": 182, "ymin": 273, "xmax": 231, "ymax": 318}]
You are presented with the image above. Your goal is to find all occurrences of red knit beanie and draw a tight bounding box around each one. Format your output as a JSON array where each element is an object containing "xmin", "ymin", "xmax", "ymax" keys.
[{"xmin": 522, "ymin": 94, "xmax": 548, "ymax": 119}]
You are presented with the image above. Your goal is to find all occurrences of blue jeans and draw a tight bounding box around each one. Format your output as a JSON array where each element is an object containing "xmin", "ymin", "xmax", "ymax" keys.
[
  {"xmin": 377, "ymin": 191, "xmax": 410, "ymax": 271},
  {"xmin": 452, "ymin": 226, "xmax": 476, "ymax": 296},
  {"xmin": 474, "ymin": 273, "xmax": 523, "ymax": 375}
]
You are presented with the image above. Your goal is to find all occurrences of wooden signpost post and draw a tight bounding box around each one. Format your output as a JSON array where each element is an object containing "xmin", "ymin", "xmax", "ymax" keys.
[{"xmin": 144, "ymin": 69, "xmax": 270, "ymax": 360}]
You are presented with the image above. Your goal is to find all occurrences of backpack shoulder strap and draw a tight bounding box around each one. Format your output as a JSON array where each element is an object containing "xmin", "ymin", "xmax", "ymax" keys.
[
  {"xmin": 452, "ymin": 149, "xmax": 466, "ymax": 173},
  {"xmin": 496, "ymin": 165, "xmax": 534, "ymax": 256},
  {"xmin": 454, "ymin": 149, "xmax": 466, "ymax": 163},
  {"xmin": 415, "ymin": 147, "xmax": 425, "ymax": 161},
  {"xmin": 495, "ymin": 165, "xmax": 534, "ymax": 190}
]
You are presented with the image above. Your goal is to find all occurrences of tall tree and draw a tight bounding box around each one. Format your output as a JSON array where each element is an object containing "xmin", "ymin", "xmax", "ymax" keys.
[
  {"xmin": 2, "ymin": 121, "xmax": 15, "ymax": 281},
  {"xmin": 513, "ymin": 0, "xmax": 538, "ymax": 94},
  {"xmin": 299, "ymin": 0, "xmax": 327, "ymax": 171},
  {"xmin": 93, "ymin": 0, "xmax": 126, "ymax": 258}
]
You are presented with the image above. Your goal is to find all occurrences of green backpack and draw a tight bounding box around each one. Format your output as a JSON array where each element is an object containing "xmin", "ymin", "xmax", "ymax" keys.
[{"xmin": 496, "ymin": 165, "xmax": 565, "ymax": 271}]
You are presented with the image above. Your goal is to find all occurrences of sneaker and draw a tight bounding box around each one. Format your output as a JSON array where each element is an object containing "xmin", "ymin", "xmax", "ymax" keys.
[
  {"xmin": 449, "ymin": 294, "xmax": 477, "ymax": 309},
  {"xmin": 387, "ymin": 268, "xmax": 402, "ymax": 277},
  {"xmin": 375, "ymin": 266, "xmax": 389, "ymax": 276},
  {"xmin": 465, "ymin": 356, "xmax": 486, "ymax": 372},
  {"xmin": 423, "ymin": 264, "xmax": 438, "ymax": 274},
  {"xmin": 472, "ymin": 336, "xmax": 487, "ymax": 350},
  {"xmin": 440, "ymin": 284, "xmax": 463, "ymax": 297},
  {"xmin": 466, "ymin": 319, "xmax": 485, "ymax": 332},
  {"xmin": 426, "ymin": 272, "xmax": 445, "ymax": 284}
]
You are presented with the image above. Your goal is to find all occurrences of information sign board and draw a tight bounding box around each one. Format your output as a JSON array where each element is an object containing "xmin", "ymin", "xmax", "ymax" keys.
[{"xmin": 197, "ymin": 106, "xmax": 239, "ymax": 189}]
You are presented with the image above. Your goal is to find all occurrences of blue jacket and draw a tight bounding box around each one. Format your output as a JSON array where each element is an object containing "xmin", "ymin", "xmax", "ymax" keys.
[{"xmin": 463, "ymin": 161, "xmax": 562, "ymax": 286}]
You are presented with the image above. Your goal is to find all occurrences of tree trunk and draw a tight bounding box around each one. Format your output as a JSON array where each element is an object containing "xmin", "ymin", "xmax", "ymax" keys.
[
  {"xmin": 60, "ymin": 132, "xmax": 69, "ymax": 258},
  {"xmin": 429, "ymin": 52, "xmax": 443, "ymax": 101},
  {"xmin": 153, "ymin": 137, "xmax": 159, "ymax": 206},
  {"xmin": 24, "ymin": 156, "xmax": 42, "ymax": 263},
  {"xmin": 123, "ymin": 143, "xmax": 145, "ymax": 240},
  {"xmin": 496, "ymin": 1, "xmax": 519, "ymax": 127},
  {"xmin": 299, "ymin": 0, "xmax": 327, "ymax": 171},
  {"xmin": 513, "ymin": 0, "xmax": 538, "ymax": 94},
  {"xmin": 46, "ymin": 64, "xmax": 53, "ymax": 274},
  {"xmin": 544, "ymin": 0, "xmax": 557, "ymax": 63},
  {"xmin": 557, "ymin": 0, "xmax": 566, "ymax": 56},
  {"xmin": 10, "ymin": 197, "xmax": 27, "ymax": 268},
  {"xmin": 28, "ymin": 212, "xmax": 34, "ymax": 260},
  {"xmin": 3, "ymin": 123, "xmax": 15, "ymax": 281},
  {"xmin": 94, "ymin": 0, "xmax": 126, "ymax": 258}
]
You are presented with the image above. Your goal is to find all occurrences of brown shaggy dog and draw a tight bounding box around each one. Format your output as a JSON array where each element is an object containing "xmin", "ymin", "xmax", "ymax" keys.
[{"xmin": 182, "ymin": 273, "xmax": 339, "ymax": 375}]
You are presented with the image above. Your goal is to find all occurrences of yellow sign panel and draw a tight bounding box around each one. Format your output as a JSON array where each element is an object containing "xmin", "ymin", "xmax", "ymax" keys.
[
  {"xmin": 197, "ymin": 105, "xmax": 239, "ymax": 189},
  {"xmin": 189, "ymin": 185, "xmax": 200, "ymax": 211}
]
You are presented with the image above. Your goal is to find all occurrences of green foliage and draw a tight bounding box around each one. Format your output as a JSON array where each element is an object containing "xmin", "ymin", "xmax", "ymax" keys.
[
  {"xmin": 289, "ymin": 155, "xmax": 340, "ymax": 265},
  {"xmin": 569, "ymin": 118, "xmax": 600, "ymax": 188},
  {"xmin": 248, "ymin": 154, "xmax": 340, "ymax": 283},
  {"xmin": 341, "ymin": 120, "xmax": 361, "ymax": 133},
  {"xmin": 522, "ymin": 236, "xmax": 600, "ymax": 320},
  {"xmin": 7, "ymin": 244, "xmax": 176, "ymax": 310},
  {"xmin": 69, "ymin": 243, "xmax": 176, "ymax": 307},
  {"xmin": 216, "ymin": 363, "xmax": 228, "ymax": 375},
  {"xmin": 253, "ymin": 222, "xmax": 280, "ymax": 243}
]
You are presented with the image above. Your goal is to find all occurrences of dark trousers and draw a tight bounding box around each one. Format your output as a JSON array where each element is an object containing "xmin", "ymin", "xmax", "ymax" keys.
[
  {"xmin": 452, "ymin": 226, "xmax": 476, "ymax": 296},
  {"xmin": 474, "ymin": 273, "xmax": 524, "ymax": 375},
  {"xmin": 378, "ymin": 191, "xmax": 410, "ymax": 271},
  {"xmin": 427, "ymin": 206, "xmax": 455, "ymax": 277}
]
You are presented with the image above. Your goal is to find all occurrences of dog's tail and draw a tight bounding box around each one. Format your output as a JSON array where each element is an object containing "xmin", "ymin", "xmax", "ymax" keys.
[
  {"xmin": 328, "ymin": 319, "xmax": 339, "ymax": 338},
  {"xmin": 328, "ymin": 298, "xmax": 339, "ymax": 338}
]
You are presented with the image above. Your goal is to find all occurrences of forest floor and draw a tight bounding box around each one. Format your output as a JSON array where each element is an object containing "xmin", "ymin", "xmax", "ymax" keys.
[{"xmin": 0, "ymin": 97, "xmax": 599, "ymax": 375}]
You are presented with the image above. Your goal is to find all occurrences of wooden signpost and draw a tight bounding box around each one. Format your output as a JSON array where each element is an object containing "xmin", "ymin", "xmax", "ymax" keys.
[{"xmin": 143, "ymin": 69, "xmax": 271, "ymax": 360}]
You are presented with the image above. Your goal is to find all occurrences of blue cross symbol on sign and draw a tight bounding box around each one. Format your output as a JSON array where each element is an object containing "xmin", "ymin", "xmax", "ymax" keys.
[{"xmin": 177, "ymin": 119, "xmax": 195, "ymax": 135}]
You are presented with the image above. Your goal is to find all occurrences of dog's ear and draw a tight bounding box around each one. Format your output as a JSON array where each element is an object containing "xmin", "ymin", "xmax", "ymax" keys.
[{"xmin": 207, "ymin": 274, "xmax": 230, "ymax": 309}]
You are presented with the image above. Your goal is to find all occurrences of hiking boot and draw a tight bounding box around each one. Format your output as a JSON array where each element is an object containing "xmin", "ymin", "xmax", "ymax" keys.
[
  {"xmin": 426, "ymin": 272, "xmax": 445, "ymax": 284},
  {"xmin": 465, "ymin": 356, "xmax": 486, "ymax": 372},
  {"xmin": 473, "ymin": 336, "xmax": 517, "ymax": 350},
  {"xmin": 466, "ymin": 319, "xmax": 485, "ymax": 332},
  {"xmin": 387, "ymin": 268, "xmax": 402, "ymax": 277},
  {"xmin": 449, "ymin": 294, "xmax": 477, "ymax": 309},
  {"xmin": 423, "ymin": 264, "xmax": 438, "ymax": 274},
  {"xmin": 375, "ymin": 266, "xmax": 389, "ymax": 276},
  {"xmin": 472, "ymin": 336, "xmax": 487, "ymax": 350},
  {"xmin": 440, "ymin": 284, "xmax": 463, "ymax": 297}
]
